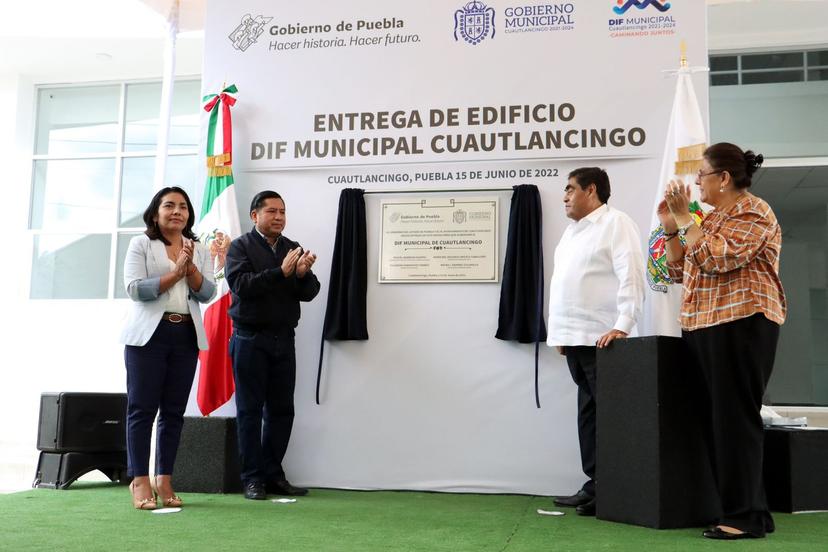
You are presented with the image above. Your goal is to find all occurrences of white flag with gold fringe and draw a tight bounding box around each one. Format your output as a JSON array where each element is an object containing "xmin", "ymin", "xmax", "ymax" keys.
[{"xmin": 642, "ymin": 51, "xmax": 709, "ymax": 337}]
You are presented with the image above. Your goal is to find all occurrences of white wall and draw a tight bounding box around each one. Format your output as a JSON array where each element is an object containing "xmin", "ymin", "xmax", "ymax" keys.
[{"xmin": 0, "ymin": 35, "xmax": 203, "ymax": 492}]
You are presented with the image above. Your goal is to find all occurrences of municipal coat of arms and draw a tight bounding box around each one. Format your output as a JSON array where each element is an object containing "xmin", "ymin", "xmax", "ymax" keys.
[{"xmin": 454, "ymin": 1, "xmax": 496, "ymax": 45}]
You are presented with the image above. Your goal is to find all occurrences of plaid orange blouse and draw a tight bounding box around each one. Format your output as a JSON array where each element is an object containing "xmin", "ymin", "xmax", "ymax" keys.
[{"xmin": 666, "ymin": 193, "xmax": 786, "ymax": 332}]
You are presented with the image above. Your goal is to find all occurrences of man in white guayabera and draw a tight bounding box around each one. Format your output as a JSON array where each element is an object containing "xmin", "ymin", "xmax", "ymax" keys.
[{"xmin": 547, "ymin": 167, "xmax": 645, "ymax": 517}]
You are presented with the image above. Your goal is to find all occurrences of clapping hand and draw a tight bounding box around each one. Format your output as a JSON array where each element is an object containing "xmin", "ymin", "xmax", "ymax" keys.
[
  {"xmin": 656, "ymin": 198, "xmax": 676, "ymax": 233},
  {"xmin": 175, "ymin": 239, "xmax": 194, "ymax": 278},
  {"xmin": 281, "ymin": 247, "xmax": 303, "ymax": 277},
  {"xmin": 664, "ymin": 179, "xmax": 691, "ymax": 218},
  {"xmin": 295, "ymin": 249, "xmax": 317, "ymax": 278}
]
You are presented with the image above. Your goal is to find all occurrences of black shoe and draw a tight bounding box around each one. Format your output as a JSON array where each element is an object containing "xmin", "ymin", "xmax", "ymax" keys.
[
  {"xmin": 243, "ymin": 481, "xmax": 266, "ymax": 500},
  {"xmin": 267, "ymin": 479, "xmax": 308, "ymax": 496},
  {"xmin": 575, "ymin": 498, "xmax": 596, "ymax": 516},
  {"xmin": 553, "ymin": 490, "xmax": 593, "ymax": 508},
  {"xmin": 702, "ymin": 527, "xmax": 762, "ymax": 540}
]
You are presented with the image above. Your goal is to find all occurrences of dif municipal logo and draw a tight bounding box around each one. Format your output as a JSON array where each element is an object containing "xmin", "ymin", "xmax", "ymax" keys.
[
  {"xmin": 608, "ymin": 0, "xmax": 675, "ymax": 38},
  {"xmin": 613, "ymin": 0, "xmax": 671, "ymax": 14}
]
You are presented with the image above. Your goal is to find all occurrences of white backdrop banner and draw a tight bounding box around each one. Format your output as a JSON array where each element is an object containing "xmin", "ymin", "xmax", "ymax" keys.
[{"xmin": 198, "ymin": 0, "xmax": 708, "ymax": 494}]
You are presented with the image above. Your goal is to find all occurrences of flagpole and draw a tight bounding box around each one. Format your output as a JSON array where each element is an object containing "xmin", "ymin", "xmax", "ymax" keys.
[{"xmin": 153, "ymin": 0, "xmax": 180, "ymax": 191}]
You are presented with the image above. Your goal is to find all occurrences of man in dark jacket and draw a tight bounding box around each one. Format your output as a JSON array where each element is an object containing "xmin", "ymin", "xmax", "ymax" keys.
[{"xmin": 225, "ymin": 190, "xmax": 320, "ymax": 500}]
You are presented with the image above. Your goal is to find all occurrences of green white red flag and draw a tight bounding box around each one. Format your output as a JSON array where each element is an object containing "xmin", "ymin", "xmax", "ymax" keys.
[{"xmin": 196, "ymin": 84, "xmax": 241, "ymax": 415}]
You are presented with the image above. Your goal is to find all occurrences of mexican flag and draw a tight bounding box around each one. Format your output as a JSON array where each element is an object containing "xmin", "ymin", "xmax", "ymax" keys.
[
  {"xmin": 196, "ymin": 85, "xmax": 241, "ymax": 416},
  {"xmin": 641, "ymin": 60, "xmax": 707, "ymax": 337}
]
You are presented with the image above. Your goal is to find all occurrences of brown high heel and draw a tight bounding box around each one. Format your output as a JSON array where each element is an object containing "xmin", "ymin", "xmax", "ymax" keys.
[
  {"xmin": 152, "ymin": 475, "xmax": 183, "ymax": 508},
  {"xmin": 129, "ymin": 480, "xmax": 157, "ymax": 510}
]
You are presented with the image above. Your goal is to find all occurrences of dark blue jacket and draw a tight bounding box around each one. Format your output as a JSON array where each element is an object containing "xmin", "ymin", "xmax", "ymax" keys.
[{"xmin": 225, "ymin": 230, "xmax": 320, "ymax": 332}]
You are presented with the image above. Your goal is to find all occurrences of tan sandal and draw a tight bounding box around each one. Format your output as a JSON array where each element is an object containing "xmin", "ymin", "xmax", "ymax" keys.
[
  {"xmin": 129, "ymin": 480, "xmax": 157, "ymax": 510},
  {"xmin": 152, "ymin": 476, "xmax": 183, "ymax": 508}
]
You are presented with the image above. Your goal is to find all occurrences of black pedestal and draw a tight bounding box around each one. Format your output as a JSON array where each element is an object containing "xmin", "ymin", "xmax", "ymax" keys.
[
  {"xmin": 764, "ymin": 427, "xmax": 828, "ymax": 512},
  {"xmin": 172, "ymin": 416, "xmax": 241, "ymax": 493},
  {"xmin": 596, "ymin": 336, "xmax": 719, "ymax": 528},
  {"xmin": 33, "ymin": 451, "xmax": 127, "ymax": 489}
]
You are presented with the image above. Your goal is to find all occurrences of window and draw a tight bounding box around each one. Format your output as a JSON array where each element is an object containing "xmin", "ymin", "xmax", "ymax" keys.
[
  {"xmin": 710, "ymin": 49, "xmax": 828, "ymax": 86},
  {"xmin": 29, "ymin": 79, "xmax": 202, "ymax": 299}
]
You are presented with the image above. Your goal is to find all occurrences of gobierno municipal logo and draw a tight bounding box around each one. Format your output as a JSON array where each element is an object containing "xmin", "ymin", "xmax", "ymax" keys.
[
  {"xmin": 454, "ymin": 1, "xmax": 496, "ymax": 45},
  {"xmin": 613, "ymin": 0, "xmax": 671, "ymax": 14},
  {"xmin": 229, "ymin": 14, "xmax": 273, "ymax": 51}
]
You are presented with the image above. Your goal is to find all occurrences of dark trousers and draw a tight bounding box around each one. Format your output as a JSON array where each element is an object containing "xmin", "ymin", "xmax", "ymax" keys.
[
  {"xmin": 565, "ymin": 346, "xmax": 597, "ymax": 497},
  {"xmin": 683, "ymin": 313, "xmax": 779, "ymax": 536},
  {"xmin": 230, "ymin": 327, "xmax": 296, "ymax": 485},
  {"xmin": 124, "ymin": 320, "xmax": 198, "ymax": 478}
]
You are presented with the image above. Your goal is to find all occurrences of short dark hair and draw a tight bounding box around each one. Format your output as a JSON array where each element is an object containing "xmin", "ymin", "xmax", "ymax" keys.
[
  {"xmin": 568, "ymin": 167, "xmax": 611, "ymax": 204},
  {"xmin": 704, "ymin": 142, "xmax": 764, "ymax": 189},
  {"xmin": 250, "ymin": 190, "xmax": 283, "ymax": 214},
  {"xmin": 143, "ymin": 186, "xmax": 198, "ymax": 245}
]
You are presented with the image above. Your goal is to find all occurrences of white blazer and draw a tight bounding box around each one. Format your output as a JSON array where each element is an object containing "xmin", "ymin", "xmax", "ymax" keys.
[{"xmin": 120, "ymin": 234, "xmax": 217, "ymax": 350}]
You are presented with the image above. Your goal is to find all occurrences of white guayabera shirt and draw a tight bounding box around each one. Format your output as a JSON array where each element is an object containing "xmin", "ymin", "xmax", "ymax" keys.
[{"xmin": 547, "ymin": 204, "xmax": 646, "ymax": 347}]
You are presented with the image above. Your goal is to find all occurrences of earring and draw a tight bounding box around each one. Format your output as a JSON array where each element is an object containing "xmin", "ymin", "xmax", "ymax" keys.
[{"xmin": 719, "ymin": 186, "xmax": 725, "ymax": 193}]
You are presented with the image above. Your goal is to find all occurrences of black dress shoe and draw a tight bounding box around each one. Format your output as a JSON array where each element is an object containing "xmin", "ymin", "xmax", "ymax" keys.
[
  {"xmin": 702, "ymin": 527, "xmax": 761, "ymax": 540},
  {"xmin": 244, "ymin": 481, "xmax": 266, "ymax": 500},
  {"xmin": 553, "ymin": 490, "xmax": 593, "ymax": 508},
  {"xmin": 575, "ymin": 498, "xmax": 596, "ymax": 516},
  {"xmin": 267, "ymin": 479, "xmax": 308, "ymax": 496}
]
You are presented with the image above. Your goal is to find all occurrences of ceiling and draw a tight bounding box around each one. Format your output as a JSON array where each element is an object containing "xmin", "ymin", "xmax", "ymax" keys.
[{"xmin": 1, "ymin": 0, "xmax": 827, "ymax": 82}]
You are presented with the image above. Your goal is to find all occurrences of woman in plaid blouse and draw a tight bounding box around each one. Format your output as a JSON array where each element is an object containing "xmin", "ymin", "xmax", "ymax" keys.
[{"xmin": 658, "ymin": 142, "xmax": 786, "ymax": 540}]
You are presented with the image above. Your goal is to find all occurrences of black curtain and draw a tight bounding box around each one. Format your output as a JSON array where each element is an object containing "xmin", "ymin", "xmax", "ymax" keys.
[
  {"xmin": 495, "ymin": 184, "xmax": 546, "ymax": 407},
  {"xmin": 316, "ymin": 188, "xmax": 368, "ymax": 404}
]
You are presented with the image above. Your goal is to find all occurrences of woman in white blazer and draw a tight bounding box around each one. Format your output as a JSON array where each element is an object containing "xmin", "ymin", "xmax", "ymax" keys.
[{"xmin": 120, "ymin": 186, "xmax": 216, "ymax": 510}]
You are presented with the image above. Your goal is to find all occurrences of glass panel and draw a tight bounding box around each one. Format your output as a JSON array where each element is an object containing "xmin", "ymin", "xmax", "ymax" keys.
[
  {"xmin": 741, "ymin": 70, "xmax": 804, "ymax": 85},
  {"xmin": 741, "ymin": 52, "xmax": 803, "ymax": 70},
  {"xmin": 124, "ymin": 83, "xmax": 161, "ymax": 152},
  {"xmin": 711, "ymin": 73, "xmax": 738, "ymax": 86},
  {"xmin": 115, "ymin": 232, "xmax": 142, "ymax": 299},
  {"xmin": 710, "ymin": 56, "xmax": 737, "ymax": 72},
  {"xmin": 170, "ymin": 80, "xmax": 201, "ymax": 152},
  {"xmin": 35, "ymin": 85, "xmax": 120, "ymax": 155},
  {"xmin": 808, "ymin": 69, "xmax": 828, "ymax": 82},
  {"xmin": 31, "ymin": 159, "xmax": 116, "ymax": 230},
  {"xmin": 124, "ymin": 80, "xmax": 201, "ymax": 152},
  {"xmin": 30, "ymin": 234, "xmax": 111, "ymax": 299},
  {"xmin": 807, "ymin": 50, "xmax": 828, "ymax": 67},
  {"xmin": 120, "ymin": 155, "xmax": 202, "ymax": 228},
  {"xmin": 763, "ymin": 174, "xmax": 828, "ymax": 406}
]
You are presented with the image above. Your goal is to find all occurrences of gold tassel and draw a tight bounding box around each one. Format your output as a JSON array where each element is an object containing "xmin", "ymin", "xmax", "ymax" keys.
[
  {"xmin": 677, "ymin": 143, "xmax": 706, "ymax": 162},
  {"xmin": 207, "ymin": 166, "xmax": 233, "ymax": 177},
  {"xmin": 675, "ymin": 159, "xmax": 704, "ymax": 175},
  {"xmin": 206, "ymin": 152, "xmax": 232, "ymax": 168}
]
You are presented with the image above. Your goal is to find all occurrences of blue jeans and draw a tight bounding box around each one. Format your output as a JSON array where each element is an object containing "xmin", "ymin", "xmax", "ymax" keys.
[
  {"xmin": 125, "ymin": 320, "xmax": 198, "ymax": 477},
  {"xmin": 230, "ymin": 327, "xmax": 296, "ymax": 485}
]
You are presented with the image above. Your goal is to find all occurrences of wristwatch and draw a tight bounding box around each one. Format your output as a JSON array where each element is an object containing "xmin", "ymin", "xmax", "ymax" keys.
[{"xmin": 677, "ymin": 219, "xmax": 695, "ymax": 238}]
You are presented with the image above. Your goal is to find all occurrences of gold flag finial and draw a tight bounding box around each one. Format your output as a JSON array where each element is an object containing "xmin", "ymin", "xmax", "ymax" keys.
[{"xmin": 680, "ymin": 40, "xmax": 688, "ymax": 68}]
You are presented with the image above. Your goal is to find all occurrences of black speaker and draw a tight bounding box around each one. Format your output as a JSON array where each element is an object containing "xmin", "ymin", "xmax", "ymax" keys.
[
  {"xmin": 37, "ymin": 392, "xmax": 127, "ymax": 453},
  {"xmin": 172, "ymin": 416, "xmax": 241, "ymax": 493},
  {"xmin": 33, "ymin": 451, "xmax": 127, "ymax": 490},
  {"xmin": 764, "ymin": 427, "xmax": 828, "ymax": 512}
]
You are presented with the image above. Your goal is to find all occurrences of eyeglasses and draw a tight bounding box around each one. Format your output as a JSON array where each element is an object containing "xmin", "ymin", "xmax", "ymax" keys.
[{"xmin": 697, "ymin": 169, "xmax": 723, "ymax": 179}]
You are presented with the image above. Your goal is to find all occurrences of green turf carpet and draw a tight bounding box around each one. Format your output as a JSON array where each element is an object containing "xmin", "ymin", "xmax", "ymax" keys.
[{"xmin": 1, "ymin": 483, "xmax": 826, "ymax": 551}]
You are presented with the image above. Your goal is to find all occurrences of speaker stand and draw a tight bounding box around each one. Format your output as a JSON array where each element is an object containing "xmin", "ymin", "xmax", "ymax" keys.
[{"xmin": 33, "ymin": 451, "xmax": 128, "ymax": 490}]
